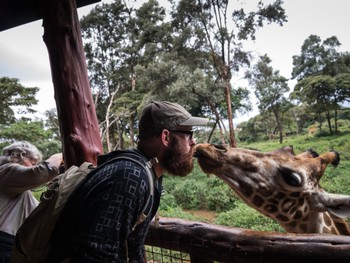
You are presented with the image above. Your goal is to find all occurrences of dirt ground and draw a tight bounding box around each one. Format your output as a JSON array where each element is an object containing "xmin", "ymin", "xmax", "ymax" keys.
[{"xmin": 184, "ymin": 210, "xmax": 217, "ymax": 223}]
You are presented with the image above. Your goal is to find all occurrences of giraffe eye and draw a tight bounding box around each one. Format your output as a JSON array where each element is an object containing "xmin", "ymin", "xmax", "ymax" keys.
[{"xmin": 279, "ymin": 167, "xmax": 302, "ymax": 187}]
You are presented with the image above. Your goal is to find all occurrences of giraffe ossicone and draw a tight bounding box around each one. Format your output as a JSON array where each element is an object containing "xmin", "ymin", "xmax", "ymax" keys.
[{"xmin": 195, "ymin": 143, "xmax": 350, "ymax": 235}]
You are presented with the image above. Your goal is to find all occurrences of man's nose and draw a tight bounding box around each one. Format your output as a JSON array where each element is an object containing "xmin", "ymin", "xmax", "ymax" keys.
[{"xmin": 189, "ymin": 137, "xmax": 196, "ymax": 146}]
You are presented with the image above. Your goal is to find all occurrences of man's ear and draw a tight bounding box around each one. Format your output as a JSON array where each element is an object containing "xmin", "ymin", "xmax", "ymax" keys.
[{"xmin": 161, "ymin": 129, "xmax": 170, "ymax": 146}]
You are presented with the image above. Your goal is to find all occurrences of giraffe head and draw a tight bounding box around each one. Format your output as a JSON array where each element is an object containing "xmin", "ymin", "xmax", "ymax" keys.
[{"xmin": 194, "ymin": 143, "xmax": 350, "ymax": 235}]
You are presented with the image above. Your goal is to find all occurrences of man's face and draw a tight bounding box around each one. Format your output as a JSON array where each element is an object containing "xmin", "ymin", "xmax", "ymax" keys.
[{"xmin": 161, "ymin": 131, "xmax": 195, "ymax": 177}]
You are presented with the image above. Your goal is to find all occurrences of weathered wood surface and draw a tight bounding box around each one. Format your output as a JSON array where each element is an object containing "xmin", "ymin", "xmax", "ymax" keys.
[
  {"xmin": 40, "ymin": 0, "xmax": 103, "ymax": 166},
  {"xmin": 146, "ymin": 217, "xmax": 350, "ymax": 263}
]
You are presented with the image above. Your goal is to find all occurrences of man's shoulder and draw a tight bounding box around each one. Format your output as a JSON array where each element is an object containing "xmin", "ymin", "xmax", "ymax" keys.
[{"xmin": 97, "ymin": 148, "xmax": 147, "ymax": 166}]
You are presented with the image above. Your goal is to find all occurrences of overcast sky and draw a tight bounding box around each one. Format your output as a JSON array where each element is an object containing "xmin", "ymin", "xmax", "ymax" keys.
[{"xmin": 0, "ymin": 0, "xmax": 349, "ymax": 122}]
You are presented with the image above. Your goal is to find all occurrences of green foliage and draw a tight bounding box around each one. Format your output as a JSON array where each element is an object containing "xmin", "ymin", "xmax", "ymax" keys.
[
  {"xmin": 205, "ymin": 177, "xmax": 237, "ymax": 212},
  {"xmin": 0, "ymin": 77, "xmax": 38, "ymax": 125},
  {"xmin": 0, "ymin": 120, "xmax": 61, "ymax": 158},
  {"xmin": 172, "ymin": 179, "xmax": 208, "ymax": 210},
  {"xmin": 214, "ymin": 200, "xmax": 284, "ymax": 232}
]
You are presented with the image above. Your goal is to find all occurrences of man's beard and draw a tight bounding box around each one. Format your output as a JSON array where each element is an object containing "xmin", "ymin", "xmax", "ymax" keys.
[{"xmin": 161, "ymin": 137, "xmax": 194, "ymax": 177}]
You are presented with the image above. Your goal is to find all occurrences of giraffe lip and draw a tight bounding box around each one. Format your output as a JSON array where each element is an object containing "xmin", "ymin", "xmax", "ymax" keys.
[
  {"xmin": 194, "ymin": 150, "xmax": 223, "ymax": 169},
  {"xmin": 193, "ymin": 151, "xmax": 202, "ymax": 158}
]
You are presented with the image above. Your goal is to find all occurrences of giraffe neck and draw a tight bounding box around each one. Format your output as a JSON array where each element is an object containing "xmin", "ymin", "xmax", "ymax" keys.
[{"xmin": 246, "ymin": 190, "xmax": 350, "ymax": 235}]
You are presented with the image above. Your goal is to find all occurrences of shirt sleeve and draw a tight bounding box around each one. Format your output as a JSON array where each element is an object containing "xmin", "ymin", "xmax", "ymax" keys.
[{"xmin": 0, "ymin": 162, "xmax": 59, "ymax": 195}]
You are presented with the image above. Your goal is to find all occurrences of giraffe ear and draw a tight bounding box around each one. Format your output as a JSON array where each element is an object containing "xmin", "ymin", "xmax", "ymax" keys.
[{"xmin": 317, "ymin": 192, "xmax": 350, "ymax": 218}]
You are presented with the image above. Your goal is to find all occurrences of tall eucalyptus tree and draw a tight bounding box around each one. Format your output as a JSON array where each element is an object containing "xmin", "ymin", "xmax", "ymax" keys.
[
  {"xmin": 169, "ymin": 0, "xmax": 286, "ymax": 146},
  {"xmin": 246, "ymin": 54, "xmax": 290, "ymax": 144}
]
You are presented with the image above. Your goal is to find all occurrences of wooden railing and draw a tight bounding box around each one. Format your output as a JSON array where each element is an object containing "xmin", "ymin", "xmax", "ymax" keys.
[{"xmin": 145, "ymin": 217, "xmax": 350, "ymax": 263}]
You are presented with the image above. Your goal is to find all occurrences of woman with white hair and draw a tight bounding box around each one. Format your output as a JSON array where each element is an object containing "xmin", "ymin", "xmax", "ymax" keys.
[{"xmin": 0, "ymin": 141, "xmax": 63, "ymax": 263}]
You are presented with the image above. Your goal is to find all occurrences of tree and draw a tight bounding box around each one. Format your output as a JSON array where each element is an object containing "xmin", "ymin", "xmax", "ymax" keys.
[
  {"xmin": 291, "ymin": 35, "xmax": 350, "ymax": 134},
  {"xmin": 170, "ymin": 0, "xmax": 287, "ymax": 146},
  {"xmin": 81, "ymin": 0, "xmax": 170, "ymax": 149},
  {"xmin": 0, "ymin": 77, "xmax": 38, "ymax": 125},
  {"xmin": 246, "ymin": 54, "xmax": 290, "ymax": 143},
  {"xmin": 0, "ymin": 119, "xmax": 61, "ymax": 158}
]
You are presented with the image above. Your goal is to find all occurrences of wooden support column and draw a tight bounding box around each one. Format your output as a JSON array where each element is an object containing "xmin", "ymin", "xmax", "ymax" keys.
[{"xmin": 40, "ymin": 0, "xmax": 103, "ymax": 167}]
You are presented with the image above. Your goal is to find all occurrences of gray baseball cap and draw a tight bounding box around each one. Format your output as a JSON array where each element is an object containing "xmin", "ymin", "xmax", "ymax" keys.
[{"xmin": 138, "ymin": 101, "xmax": 209, "ymax": 140}]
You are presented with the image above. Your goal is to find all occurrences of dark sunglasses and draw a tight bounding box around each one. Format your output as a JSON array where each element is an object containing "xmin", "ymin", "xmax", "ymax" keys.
[{"xmin": 168, "ymin": 130, "xmax": 193, "ymax": 140}]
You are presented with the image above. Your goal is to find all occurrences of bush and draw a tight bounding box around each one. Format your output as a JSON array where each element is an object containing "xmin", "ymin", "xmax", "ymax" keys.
[
  {"xmin": 158, "ymin": 192, "xmax": 209, "ymax": 221},
  {"xmin": 172, "ymin": 179, "xmax": 208, "ymax": 210},
  {"xmin": 214, "ymin": 201, "xmax": 284, "ymax": 232},
  {"xmin": 205, "ymin": 177, "xmax": 237, "ymax": 212}
]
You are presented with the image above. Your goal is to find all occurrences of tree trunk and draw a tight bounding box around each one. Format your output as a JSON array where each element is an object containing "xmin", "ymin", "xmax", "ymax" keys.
[
  {"xmin": 273, "ymin": 107, "xmax": 283, "ymax": 144},
  {"xmin": 41, "ymin": 0, "xmax": 103, "ymax": 167},
  {"xmin": 129, "ymin": 114, "xmax": 135, "ymax": 147},
  {"xmin": 325, "ymin": 109, "xmax": 333, "ymax": 134},
  {"xmin": 224, "ymin": 79, "xmax": 237, "ymax": 147},
  {"xmin": 334, "ymin": 106, "xmax": 338, "ymax": 133}
]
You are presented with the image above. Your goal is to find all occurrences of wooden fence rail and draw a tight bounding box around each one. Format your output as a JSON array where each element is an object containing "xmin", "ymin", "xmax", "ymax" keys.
[{"xmin": 145, "ymin": 217, "xmax": 350, "ymax": 263}]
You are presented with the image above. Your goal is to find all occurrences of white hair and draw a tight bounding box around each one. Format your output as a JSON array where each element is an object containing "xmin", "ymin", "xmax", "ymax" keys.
[{"xmin": 2, "ymin": 141, "xmax": 43, "ymax": 164}]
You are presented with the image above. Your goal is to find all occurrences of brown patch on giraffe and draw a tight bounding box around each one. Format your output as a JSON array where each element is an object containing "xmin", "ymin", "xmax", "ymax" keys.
[
  {"xmin": 287, "ymin": 221, "xmax": 297, "ymax": 228},
  {"xmin": 267, "ymin": 198, "xmax": 279, "ymax": 205},
  {"xmin": 264, "ymin": 204, "xmax": 278, "ymax": 213},
  {"xmin": 324, "ymin": 214, "xmax": 333, "ymax": 226},
  {"xmin": 302, "ymin": 216, "xmax": 309, "ymax": 222},
  {"xmin": 298, "ymin": 198, "xmax": 304, "ymax": 206},
  {"xmin": 293, "ymin": 210, "xmax": 303, "ymax": 220},
  {"xmin": 227, "ymin": 155, "xmax": 258, "ymax": 172},
  {"xmin": 290, "ymin": 192, "xmax": 301, "ymax": 198},
  {"xmin": 237, "ymin": 180, "xmax": 253, "ymax": 197},
  {"xmin": 289, "ymin": 207, "xmax": 297, "ymax": 215},
  {"xmin": 276, "ymin": 214, "xmax": 289, "ymax": 222},
  {"xmin": 252, "ymin": 195, "xmax": 265, "ymax": 207},
  {"xmin": 333, "ymin": 217, "xmax": 350, "ymax": 234},
  {"xmin": 274, "ymin": 192, "xmax": 285, "ymax": 199},
  {"xmin": 259, "ymin": 187, "xmax": 272, "ymax": 197},
  {"xmin": 299, "ymin": 224, "xmax": 308, "ymax": 232}
]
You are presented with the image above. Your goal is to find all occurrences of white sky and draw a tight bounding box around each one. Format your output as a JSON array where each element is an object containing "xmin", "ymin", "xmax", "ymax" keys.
[{"xmin": 0, "ymin": 0, "xmax": 349, "ymax": 122}]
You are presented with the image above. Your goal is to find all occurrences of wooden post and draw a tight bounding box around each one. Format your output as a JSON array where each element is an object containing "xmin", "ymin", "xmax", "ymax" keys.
[{"xmin": 40, "ymin": 0, "xmax": 103, "ymax": 166}]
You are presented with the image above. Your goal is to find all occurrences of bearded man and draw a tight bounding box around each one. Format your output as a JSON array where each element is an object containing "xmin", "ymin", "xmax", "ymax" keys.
[{"xmin": 46, "ymin": 101, "xmax": 208, "ymax": 263}]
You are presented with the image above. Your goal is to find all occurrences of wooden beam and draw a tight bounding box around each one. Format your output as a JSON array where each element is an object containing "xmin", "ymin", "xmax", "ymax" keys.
[
  {"xmin": 0, "ymin": 0, "xmax": 100, "ymax": 31},
  {"xmin": 146, "ymin": 217, "xmax": 350, "ymax": 263}
]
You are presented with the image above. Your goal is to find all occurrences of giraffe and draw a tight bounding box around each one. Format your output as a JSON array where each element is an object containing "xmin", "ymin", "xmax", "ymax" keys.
[{"xmin": 194, "ymin": 143, "xmax": 350, "ymax": 235}]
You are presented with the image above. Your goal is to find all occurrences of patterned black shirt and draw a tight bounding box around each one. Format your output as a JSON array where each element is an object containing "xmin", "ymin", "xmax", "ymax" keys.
[{"xmin": 47, "ymin": 149, "xmax": 161, "ymax": 263}]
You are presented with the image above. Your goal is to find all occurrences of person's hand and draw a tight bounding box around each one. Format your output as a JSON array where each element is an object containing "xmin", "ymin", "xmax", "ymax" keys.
[{"xmin": 46, "ymin": 153, "xmax": 64, "ymax": 168}]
